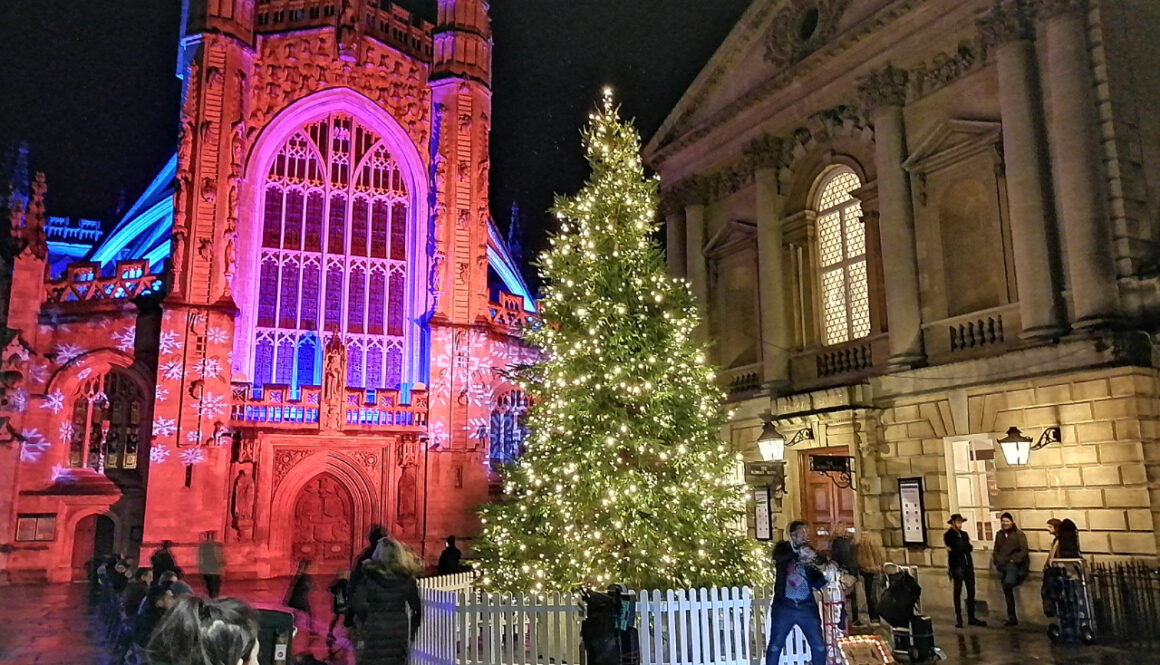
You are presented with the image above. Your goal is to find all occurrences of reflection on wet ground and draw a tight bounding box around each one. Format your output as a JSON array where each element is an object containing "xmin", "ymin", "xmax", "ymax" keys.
[{"xmin": 0, "ymin": 581, "xmax": 1148, "ymax": 664}]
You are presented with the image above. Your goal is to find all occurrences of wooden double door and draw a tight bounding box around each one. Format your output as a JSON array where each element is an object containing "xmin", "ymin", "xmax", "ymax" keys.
[{"xmin": 800, "ymin": 446, "xmax": 856, "ymax": 553}]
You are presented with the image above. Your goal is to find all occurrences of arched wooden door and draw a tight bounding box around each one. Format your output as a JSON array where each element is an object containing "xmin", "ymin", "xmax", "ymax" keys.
[
  {"xmin": 71, "ymin": 514, "xmax": 115, "ymax": 581},
  {"xmin": 292, "ymin": 473, "xmax": 355, "ymax": 569}
]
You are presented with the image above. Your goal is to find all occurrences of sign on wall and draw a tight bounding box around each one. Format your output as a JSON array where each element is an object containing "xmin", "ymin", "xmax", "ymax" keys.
[
  {"xmin": 753, "ymin": 486, "xmax": 773, "ymax": 541},
  {"xmin": 898, "ymin": 477, "xmax": 927, "ymax": 547}
]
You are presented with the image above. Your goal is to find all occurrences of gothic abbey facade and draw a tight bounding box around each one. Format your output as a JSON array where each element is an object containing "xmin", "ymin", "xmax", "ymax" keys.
[{"xmin": 0, "ymin": 0, "xmax": 535, "ymax": 583}]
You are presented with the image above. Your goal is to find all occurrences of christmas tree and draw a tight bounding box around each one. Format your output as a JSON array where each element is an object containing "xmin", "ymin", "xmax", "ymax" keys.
[{"xmin": 475, "ymin": 90, "xmax": 767, "ymax": 593}]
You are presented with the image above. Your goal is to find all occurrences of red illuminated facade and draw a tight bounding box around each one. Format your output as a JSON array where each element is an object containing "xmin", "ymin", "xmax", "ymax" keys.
[{"xmin": 0, "ymin": 0, "xmax": 535, "ymax": 583}]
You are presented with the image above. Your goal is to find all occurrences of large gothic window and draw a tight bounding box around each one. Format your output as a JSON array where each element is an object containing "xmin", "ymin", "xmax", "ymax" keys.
[
  {"xmin": 68, "ymin": 370, "xmax": 142, "ymax": 471},
  {"xmin": 255, "ymin": 114, "xmax": 410, "ymax": 390},
  {"xmin": 816, "ymin": 168, "xmax": 870, "ymax": 346}
]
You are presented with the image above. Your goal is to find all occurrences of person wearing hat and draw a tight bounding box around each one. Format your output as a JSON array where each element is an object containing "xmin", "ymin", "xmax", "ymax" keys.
[{"xmin": 944, "ymin": 514, "xmax": 986, "ymax": 628}]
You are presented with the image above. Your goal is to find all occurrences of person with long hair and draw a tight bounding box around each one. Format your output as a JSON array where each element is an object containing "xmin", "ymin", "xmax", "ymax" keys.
[
  {"xmin": 145, "ymin": 596, "xmax": 260, "ymax": 665},
  {"xmin": 350, "ymin": 538, "xmax": 423, "ymax": 665}
]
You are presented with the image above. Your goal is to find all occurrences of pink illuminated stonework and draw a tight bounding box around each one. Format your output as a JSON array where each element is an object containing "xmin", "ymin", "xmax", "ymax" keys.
[{"xmin": 0, "ymin": 0, "xmax": 531, "ymax": 583}]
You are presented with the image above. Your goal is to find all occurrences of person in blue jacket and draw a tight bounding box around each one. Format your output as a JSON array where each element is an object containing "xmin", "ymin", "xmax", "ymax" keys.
[{"xmin": 765, "ymin": 520, "xmax": 827, "ymax": 665}]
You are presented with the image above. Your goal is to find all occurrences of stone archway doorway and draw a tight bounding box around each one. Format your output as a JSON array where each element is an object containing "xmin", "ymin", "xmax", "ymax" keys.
[
  {"xmin": 292, "ymin": 473, "xmax": 355, "ymax": 571},
  {"xmin": 71, "ymin": 514, "xmax": 115, "ymax": 581}
]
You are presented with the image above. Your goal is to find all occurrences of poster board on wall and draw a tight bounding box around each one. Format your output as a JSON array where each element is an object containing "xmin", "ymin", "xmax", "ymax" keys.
[
  {"xmin": 898, "ymin": 477, "xmax": 927, "ymax": 547},
  {"xmin": 753, "ymin": 486, "xmax": 773, "ymax": 541}
]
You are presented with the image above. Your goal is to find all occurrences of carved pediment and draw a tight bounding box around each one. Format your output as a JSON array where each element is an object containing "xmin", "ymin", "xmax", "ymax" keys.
[
  {"xmin": 902, "ymin": 119, "xmax": 1003, "ymax": 176},
  {"xmin": 704, "ymin": 219, "xmax": 758, "ymax": 259}
]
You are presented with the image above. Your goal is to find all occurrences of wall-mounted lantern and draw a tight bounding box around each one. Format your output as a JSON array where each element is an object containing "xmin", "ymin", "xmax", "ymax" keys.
[
  {"xmin": 996, "ymin": 426, "xmax": 1061, "ymax": 466},
  {"xmin": 748, "ymin": 419, "xmax": 814, "ymax": 495}
]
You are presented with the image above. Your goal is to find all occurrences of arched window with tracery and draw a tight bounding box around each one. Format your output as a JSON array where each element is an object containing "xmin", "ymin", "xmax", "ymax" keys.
[
  {"xmin": 67, "ymin": 370, "xmax": 143, "ymax": 470},
  {"xmin": 488, "ymin": 390, "xmax": 529, "ymax": 467},
  {"xmin": 255, "ymin": 113, "xmax": 410, "ymax": 390},
  {"xmin": 815, "ymin": 168, "xmax": 870, "ymax": 346}
]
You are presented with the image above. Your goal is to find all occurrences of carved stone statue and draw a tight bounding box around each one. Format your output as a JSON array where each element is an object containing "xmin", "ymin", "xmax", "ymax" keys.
[
  {"xmin": 171, "ymin": 228, "xmax": 187, "ymax": 275},
  {"xmin": 396, "ymin": 464, "xmax": 417, "ymax": 526},
  {"xmin": 232, "ymin": 470, "xmax": 255, "ymax": 521},
  {"xmin": 223, "ymin": 233, "xmax": 237, "ymax": 279},
  {"xmin": 337, "ymin": 0, "xmax": 358, "ymax": 61}
]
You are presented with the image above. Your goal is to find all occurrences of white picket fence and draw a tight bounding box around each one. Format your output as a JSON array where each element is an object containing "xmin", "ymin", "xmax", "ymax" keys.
[{"xmin": 408, "ymin": 581, "xmax": 819, "ymax": 665}]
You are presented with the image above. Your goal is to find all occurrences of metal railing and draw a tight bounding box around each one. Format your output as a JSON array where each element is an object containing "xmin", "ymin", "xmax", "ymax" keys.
[{"xmin": 1088, "ymin": 561, "xmax": 1160, "ymax": 646}]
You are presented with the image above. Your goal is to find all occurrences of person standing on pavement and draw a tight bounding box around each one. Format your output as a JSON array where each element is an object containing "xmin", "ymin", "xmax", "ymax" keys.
[
  {"xmin": 123, "ymin": 567, "xmax": 153, "ymax": 618},
  {"xmin": 351, "ymin": 538, "xmax": 423, "ymax": 665},
  {"xmin": 764, "ymin": 521, "xmax": 827, "ymax": 665},
  {"xmin": 150, "ymin": 540, "xmax": 179, "ymax": 579},
  {"xmin": 437, "ymin": 535, "xmax": 463, "ymax": 575},
  {"xmin": 852, "ymin": 532, "xmax": 886, "ymax": 626},
  {"xmin": 944, "ymin": 514, "xmax": 987, "ymax": 628},
  {"xmin": 197, "ymin": 531, "xmax": 225, "ymax": 598},
  {"xmin": 993, "ymin": 512, "xmax": 1030, "ymax": 626}
]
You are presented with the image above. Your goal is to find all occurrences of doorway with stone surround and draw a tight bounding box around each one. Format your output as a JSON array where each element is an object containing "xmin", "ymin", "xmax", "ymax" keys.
[{"xmin": 800, "ymin": 445, "xmax": 856, "ymax": 554}]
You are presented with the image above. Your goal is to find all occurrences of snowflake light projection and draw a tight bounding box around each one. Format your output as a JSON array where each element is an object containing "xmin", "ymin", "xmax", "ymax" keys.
[
  {"xmin": 206, "ymin": 327, "xmax": 229, "ymax": 344},
  {"xmin": 19, "ymin": 429, "xmax": 49, "ymax": 462},
  {"xmin": 465, "ymin": 416, "xmax": 490, "ymax": 441},
  {"xmin": 27, "ymin": 362, "xmax": 50, "ymax": 386},
  {"xmin": 179, "ymin": 447, "xmax": 206, "ymax": 466},
  {"xmin": 42, "ymin": 390, "xmax": 65, "ymax": 414},
  {"xmin": 160, "ymin": 360, "xmax": 184, "ymax": 381},
  {"xmin": 153, "ymin": 417, "xmax": 177, "ymax": 438},
  {"xmin": 191, "ymin": 392, "xmax": 228, "ymax": 419},
  {"xmin": 150, "ymin": 444, "xmax": 171, "ymax": 464},
  {"xmin": 112, "ymin": 327, "xmax": 136, "ymax": 352},
  {"xmin": 468, "ymin": 379, "xmax": 494, "ymax": 406},
  {"xmin": 51, "ymin": 465, "xmax": 78, "ymax": 483},
  {"xmin": 427, "ymin": 420, "xmax": 449, "ymax": 449},
  {"xmin": 158, "ymin": 331, "xmax": 182, "ymax": 355},
  {"xmin": 186, "ymin": 429, "xmax": 203, "ymax": 444},
  {"xmin": 155, "ymin": 385, "xmax": 169, "ymax": 402},
  {"xmin": 8, "ymin": 388, "xmax": 27, "ymax": 412},
  {"xmin": 75, "ymin": 367, "xmax": 93, "ymax": 381},
  {"xmin": 53, "ymin": 344, "xmax": 85, "ymax": 365},
  {"xmin": 58, "ymin": 420, "xmax": 74, "ymax": 446},
  {"xmin": 192, "ymin": 357, "xmax": 222, "ymax": 378}
]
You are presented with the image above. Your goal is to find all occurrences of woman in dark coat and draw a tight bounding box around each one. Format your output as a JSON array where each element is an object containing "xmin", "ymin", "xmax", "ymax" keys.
[{"xmin": 351, "ymin": 538, "xmax": 422, "ymax": 665}]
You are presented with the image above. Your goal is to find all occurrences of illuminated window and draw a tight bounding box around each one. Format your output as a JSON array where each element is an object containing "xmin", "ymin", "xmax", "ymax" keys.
[
  {"xmin": 255, "ymin": 114, "xmax": 410, "ymax": 390},
  {"xmin": 816, "ymin": 168, "xmax": 870, "ymax": 346},
  {"xmin": 68, "ymin": 370, "xmax": 143, "ymax": 471},
  {"xmin": 946, "ymin": 437, "xmax": 1001, "ymax": 546},
  {"xmin": 15, "ymin": 514, "xmax": 56, "ymax": 542},
  {"xmin": 489, "ymin": 390, "xmax": 529, "ymax": 467}
]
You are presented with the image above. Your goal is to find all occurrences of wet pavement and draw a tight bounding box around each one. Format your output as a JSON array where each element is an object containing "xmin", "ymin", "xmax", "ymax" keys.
[{"xmin": 0, "ymin": 579, "xmax": 1149, "ymax": 665}]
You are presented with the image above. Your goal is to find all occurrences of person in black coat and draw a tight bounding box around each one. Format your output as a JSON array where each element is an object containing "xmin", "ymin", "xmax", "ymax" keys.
[
  {"xmin": 944, "ymin": 514, "xmax": 986, "ymax": 628},
  {"xmin": 437, "ymin": 535, "xmax": 462, "ymax": 575},
  {"xmin": 764, "ymin": 521, "xmax": 827, "ymax": 665},
  {"xmin": 346, "ymin": 524, "xmax": 385, "ymax": 629},
  {"xmin": 351, "ymin": 538, "xmax": 422, "ymax": 665},
  {"xmin": 286, "ymin": 559, "xmax": 315, "ymax": 635},
  {"xmin": 150, "ymin": 540, "xmax": 179, "ymax": 579}
]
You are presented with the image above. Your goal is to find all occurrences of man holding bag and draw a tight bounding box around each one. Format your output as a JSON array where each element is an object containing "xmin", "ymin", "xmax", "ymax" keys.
[{"xmin": 992, "ymin": 512, "xmax": 1030, "ymax": 626}]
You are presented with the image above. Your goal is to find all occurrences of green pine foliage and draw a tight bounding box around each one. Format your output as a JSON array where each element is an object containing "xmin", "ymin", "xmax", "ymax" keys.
[{"xmin": 474, "ymin": 90, "xmax": 768, "ymax": 593}]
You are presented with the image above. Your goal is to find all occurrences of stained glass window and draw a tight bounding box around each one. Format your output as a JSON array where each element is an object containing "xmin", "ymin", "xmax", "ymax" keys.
[
  {"xmin": 68, "ymin": 371, "xmax": 143, "ymax": 471},
  {"xmin": 253, "ymin": 114, "xmax": 411, "ymax": 390},
  {"xmin": 816, "ymin": 168, "xmax": 869, "ymax": 346}
]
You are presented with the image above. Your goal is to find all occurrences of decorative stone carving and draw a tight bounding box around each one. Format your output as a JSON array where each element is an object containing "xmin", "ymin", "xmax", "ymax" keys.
[
  {"xmin": 351, "ymin": 450, "xmax": 379, "ymax": 472},
  {"xmin": 858, "ymin": 64, "xmax": 910, "ymax": 115},
  {"xmin": 247, "ymin": 34, "xmax": 430, "ymax": 151},
  {"xmin": 764, "ymin": 0, "xmax": 854, "ymax": 69},
  {"xmin": 274, "ymin": 449, "xmax": 311, "ymax": 486},
  {"xmin": 293, "ymin": 475, "xmax": 353, "ymax": 562},
  {"xmin": 321, "ymin": 335, "xmax": 348, "ymax": 431},
  {"xmin": 909, "ymin": 42, "xmax": 982, "ymax": 100},
  {"xmin": 232, "ymin": 469, "xmax": 255, "ymax": 520},
  {"xmin": 742, "ymin": 134, "xmax": 786, "ymax": 171},
  {"xmin": 977, "ymin": 0, "xmax": 1037, "ymax": 49}
]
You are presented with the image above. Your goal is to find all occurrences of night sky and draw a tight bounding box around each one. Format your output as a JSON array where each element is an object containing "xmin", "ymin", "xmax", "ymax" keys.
[{"xmin": 0, "ymin": 0, "xmax": 752, "ymax": 284}]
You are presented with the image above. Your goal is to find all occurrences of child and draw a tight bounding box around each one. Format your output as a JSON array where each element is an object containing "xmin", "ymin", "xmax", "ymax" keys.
[{"xmin": 327, "ymin": 570, "xmax": 350, "ymax": 644}]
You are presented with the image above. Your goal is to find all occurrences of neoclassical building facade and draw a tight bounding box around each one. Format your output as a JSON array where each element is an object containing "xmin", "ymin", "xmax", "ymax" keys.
[
  {"xmin": 0, "ymin": 0, "xmax": 537, "ymax": 583},
  {"xmin": 645, "ymin": 0, "xmax": 1160, "ymax": 615}
]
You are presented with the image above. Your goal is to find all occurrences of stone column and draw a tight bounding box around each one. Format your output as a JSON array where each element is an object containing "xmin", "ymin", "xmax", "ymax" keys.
[
  {"xmin": 685, "ymin": 201, "xmax": 710, "ymax": 329},
  {"xmin": 666, "ymin": 211, "xmax": 687, "ymax": 278},
  {"xmin": 1039, "ymin": 0, "xmax": 1121, "ymax": 327},
  {"xmin": 755, "ymin": 166, "xmax": 790, "ymax": 387},
  {"xmin": 978, "ymin": 2, "xmax": 1067, "ymax": 339},
  {"xmin": 859, "ymin": 65, "xmax": 924, "ymax": 367}
]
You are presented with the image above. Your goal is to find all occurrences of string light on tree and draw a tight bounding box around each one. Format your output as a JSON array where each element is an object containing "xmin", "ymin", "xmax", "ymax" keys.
[{"xmin": 475, "ymin": 89, "xmax": 768, "ymax": 593}]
